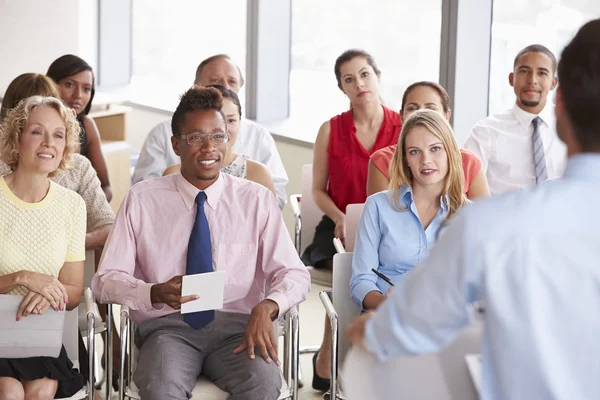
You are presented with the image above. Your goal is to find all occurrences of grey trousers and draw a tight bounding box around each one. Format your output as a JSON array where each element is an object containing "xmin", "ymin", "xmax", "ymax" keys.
[{"xmin": 133, "ymin": 311, "xmax": 281, "ymax": 400}]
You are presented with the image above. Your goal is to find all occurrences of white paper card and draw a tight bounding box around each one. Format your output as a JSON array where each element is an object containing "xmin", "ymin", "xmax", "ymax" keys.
[
  {"xmin": 181, "ymin": 271, "xmax": 226, "ymax": 314},
  {"xmin": 465, "ymin": 353, "xmax": 482, "ymax": 396}
]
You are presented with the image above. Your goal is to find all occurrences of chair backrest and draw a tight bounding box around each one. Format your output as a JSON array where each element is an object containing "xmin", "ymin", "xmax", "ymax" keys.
[
  {"xmin": 83, "ymin": 249, "xmax": 96, "ymax": 289},
  {"xmin": 345, "ymin": 203, "xmax": 364, "ymax": 252},
  {"xmin": 300, "ymin": 164, "xmax": 325, "ymax": 255},
  {"xmin": 63, "ymin": 308, "xmax": 79, "ymax": 366},
  {"xmin": 332, "ymin": 252, "xmax": 361, "ymax": 366}
]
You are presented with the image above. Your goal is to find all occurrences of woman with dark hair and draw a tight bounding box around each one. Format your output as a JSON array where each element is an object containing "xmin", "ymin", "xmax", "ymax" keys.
[
  {"xmin": 306, "ymin": 49, "xmax": 401, "ymax": 394},
  {"xmin": 162, "ymin": 85, "xmax": 276, "ymax": 196},
  {"xmin": 0, "ymin": 73, "xmax": 60, "ymax": 121},
  {"xmin": 302, "ymin": 49, "xmax": 401, "ymax": 273},
  {"xmin": 47, "ymin": 54, "xmax": 113, "ymax": 202},
  {"xmin": 367, "ymin": 81, "xmax": 490, "ymax": 199}
]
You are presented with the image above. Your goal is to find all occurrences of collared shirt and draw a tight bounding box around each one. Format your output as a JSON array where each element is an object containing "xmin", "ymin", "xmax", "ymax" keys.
[
  {"xmin": 364, "ymin": 154, "xmax": 600, "ymax": 400},
  {"xmin": 464, "ymin": 103, "xmax": 567, "ymax": 195},
  {"xmin": 91, "ymin": 172, "xmax": 310, "ymax": 324},
  {"xmin": 350, "ymin": 187, "xmax": 448, "ymax": 308},
  {"xmin": 0, "ymin": 154, "xmax": 114, "ymax": 232},
  {"xmin": 132, "ymin": 119, "xmax": 289, "ymax": 209}
]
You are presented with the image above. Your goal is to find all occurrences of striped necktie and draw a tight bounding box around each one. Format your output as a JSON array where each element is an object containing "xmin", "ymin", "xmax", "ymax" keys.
[
  {"xmin": 532, "ymin": 117, "xmax": 548, "ymax": 184},
  {"xmin": 184, "ymin": 191, "xmax": 215, "ymax": 329}
]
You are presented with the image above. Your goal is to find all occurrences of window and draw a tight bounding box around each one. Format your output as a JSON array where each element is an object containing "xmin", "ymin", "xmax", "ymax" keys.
[
  {"xmin": 131, "ymin": 0, "xmax": 247, "ymax": 110},
  {"xmin": 290, "ymin": 0, "xmax": 442, "ymax": 130},
  {"xmin": 489, "ymin": 0, "xmax": 600, "ymax": 114}
]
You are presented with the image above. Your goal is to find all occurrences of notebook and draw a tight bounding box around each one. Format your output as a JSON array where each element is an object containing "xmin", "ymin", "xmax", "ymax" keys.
[{"xmin": 0, "ymin": 294, "xmax": 66, "ymax": 358}]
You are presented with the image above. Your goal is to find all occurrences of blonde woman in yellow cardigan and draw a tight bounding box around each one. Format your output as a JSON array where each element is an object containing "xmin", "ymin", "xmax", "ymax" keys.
[{"xmin": 0, "ymin": 96, "xmax": 86, "ymax": 399}]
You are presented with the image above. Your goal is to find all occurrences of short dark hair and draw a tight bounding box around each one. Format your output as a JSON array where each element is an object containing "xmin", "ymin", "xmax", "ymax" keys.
[
  {"xmin": 206, "ymin": 84, "xmax": 242, "ymax": 118},
  {"xmin": 46, "ymin": 54, "xmax": 95, "ymax": 116},
  {"xmin": 558, "ymin": 19, "xmax": 600, "ymax": 151},
  {"xmin": 513, "ymin": 44, "xmax": 557, "ymax": 73},
  {"xmin": 401, "ymin": 81, "xmax": 451, "ymax": 114},
  {"xmin": 171, "ymin": 86, "xmax": 224, "ymax": 137},
  {"xmin": 334, "ymin": 49, "xmax": 381, "ymax": 90},
  {"xmin": 1, "ymin": 73, "xmax": 60, "ymax": 120},
  {"xmin": 194, "ymin": 54, "xmax": 245, "ymax": 88}
]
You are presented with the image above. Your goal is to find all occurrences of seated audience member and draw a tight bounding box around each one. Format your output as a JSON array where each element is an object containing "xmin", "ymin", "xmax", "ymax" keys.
[
  {"xmin": 0, "ymin": 96, "xmax": 86, "ymax": 399},
  {"xmin": 302, "ymin": 49, "xmax": 401, "ymax": 272},
  {"xmin": 351, "ymin": 109, "xmax": 468, "ymax": 310},
  {"xmin": 464, "ymin": 44, "xmax": 567, "ymax": 196},
  {"xmin": 92, "ymin": 86, "xmax": 310, "ymax": 400},
  {"xmin": 313, "ymin": 110, "xmax": 468, "ymax": 396},
  {"xmin": 347, "ymin": 19, "xmax": 600, "ymax": 400},
  {"xmin": 163, "ymin": 85, "xmax": 276, "ymax": 196},
  {"xmin": 133, "ymin": 54, "xmax": 289, "ymax": 209},
  {"xmin": 0, "ymin": 73, "xmax": 115, "ymax": 249},
  {"xmin": 367, "ymin": 81, "xmax": 490, "ymax": 199},
  {"xmin": 47, "ymin": 54, "xmax": 113, "ymax": 202}
]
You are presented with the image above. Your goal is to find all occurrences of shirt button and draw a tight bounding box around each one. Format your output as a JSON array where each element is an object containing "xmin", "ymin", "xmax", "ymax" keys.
[{"xmin": 422, "ymin": 245, "xmax": 426, "ymax": 249}]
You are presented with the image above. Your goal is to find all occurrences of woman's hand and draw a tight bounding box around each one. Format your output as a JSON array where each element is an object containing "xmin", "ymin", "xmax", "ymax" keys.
[
  {"xmin": 19, "ymin": 271, "xmax": 68, "ymax": 311},
  {"xmin": 16, "ymin": 291, "xmax": 51, "ymax": 320},
  {"xmin": 334, "ymin": 215, "xmax": 347, "ymax": 241}
]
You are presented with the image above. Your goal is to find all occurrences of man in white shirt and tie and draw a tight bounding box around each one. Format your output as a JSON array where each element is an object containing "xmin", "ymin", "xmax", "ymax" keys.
[
  {"xmin": 464, "ymin": 44, "xmax": 567, "ymax": 195},
  {"xmin": 346, "ymin": 19, "xmax": 600, "ymax": 400},
  {"xmin": 133, "ymin": 54, "xmax": 289, "ymax": 209}
]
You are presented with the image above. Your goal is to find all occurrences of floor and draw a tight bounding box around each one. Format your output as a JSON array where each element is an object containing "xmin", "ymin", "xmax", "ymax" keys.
[{"xmin": 96, "ymin": 283, "xmax": 330, "ymax": 399}]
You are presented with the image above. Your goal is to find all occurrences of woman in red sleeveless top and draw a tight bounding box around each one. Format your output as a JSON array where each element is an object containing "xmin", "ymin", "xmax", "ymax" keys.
[{"xmin": 301, "ymin": 49, "xmax": 401, "ymax": 271}]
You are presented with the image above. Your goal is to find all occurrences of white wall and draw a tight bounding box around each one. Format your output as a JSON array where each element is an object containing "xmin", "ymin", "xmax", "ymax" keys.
[{"xmin": 0, "ymin": 0, "xmax": 98, "ymax": 92}]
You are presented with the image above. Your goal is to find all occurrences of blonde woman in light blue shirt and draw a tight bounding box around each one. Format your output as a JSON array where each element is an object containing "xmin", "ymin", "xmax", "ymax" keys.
[{"xmin": 351, "ymin": 109, "xmax": 468, "ymax": 310}]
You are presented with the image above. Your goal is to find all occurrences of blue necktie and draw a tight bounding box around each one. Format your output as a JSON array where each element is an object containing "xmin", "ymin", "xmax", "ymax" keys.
[
  {"xmin": 184, "ymin": 191, "xmax": 215, "ymax": 329},
  {"xmin": 532, "ymin": 117, "xmax": 548, "ymax": 184}
]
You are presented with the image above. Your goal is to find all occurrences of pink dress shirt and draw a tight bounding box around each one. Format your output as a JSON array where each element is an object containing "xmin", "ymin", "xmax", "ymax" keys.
[{"xmin": 92, "ymin": 172, "xmax": 310, "ymax": 323}]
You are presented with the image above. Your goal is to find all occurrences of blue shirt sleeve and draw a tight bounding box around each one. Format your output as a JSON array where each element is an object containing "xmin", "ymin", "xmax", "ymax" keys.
[
  {"xmin": 350, "ymin": 195, "xmax": 383, "ymax": 308},
  {"xmin": 363, "ymin": 208, "xmax": 483, "ymax": 361}
]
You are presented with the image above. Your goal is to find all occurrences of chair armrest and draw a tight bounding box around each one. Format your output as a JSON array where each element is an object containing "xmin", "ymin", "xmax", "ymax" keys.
[
  {"xmin": 117, "ymin": 305, "xmax": 133, "ymax": 400},
  {"xmin": 84, "ymin": 288, "xmax": 101, "ymax": 323},
  {"xmin": 289, "ymin": 194, "xmax": 301, "ymax": 217},
  {"xmin": 333, "ymin": 237, "xmax": 346, "ymax": 254},
  {"xmin": 319, "ymin": 291, "xmax": 340, "ymax": 399}
]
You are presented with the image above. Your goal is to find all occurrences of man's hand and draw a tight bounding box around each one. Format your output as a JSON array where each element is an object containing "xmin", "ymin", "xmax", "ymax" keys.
[
  {"xmin": 150, "ymin": 275, "xmax": 199, "ymax": 310},
  {"xmin": 17, "ymin": 291, "xmax": 51, "ymax": 320},
  {"xmin": 347, "ymin": 312, "xmax": 375, "ymax": 350},
  {"xmin": 233, "ymin": 300, "xmax": 280, "ymax": 365}
]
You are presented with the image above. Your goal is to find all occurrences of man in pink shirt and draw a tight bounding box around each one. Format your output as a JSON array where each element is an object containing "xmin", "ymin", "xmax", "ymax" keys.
[{"xmin": 92, "ymin": 86, "xmax": 310, "ymax": 400}]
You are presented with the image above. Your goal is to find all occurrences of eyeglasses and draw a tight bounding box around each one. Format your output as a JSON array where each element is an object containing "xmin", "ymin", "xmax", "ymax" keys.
[{"xmin": 179, "ymin": 132, "xmax": 229, "ymax": 146}]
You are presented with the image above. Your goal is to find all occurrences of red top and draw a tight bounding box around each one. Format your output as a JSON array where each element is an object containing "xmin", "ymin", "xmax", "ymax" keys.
[
  {"xmin": 370, "ymin": 145, "xmax": 482, "ymax": 196},
  {"xmin": 327, "ymin": 106, "xmax": 401, "ymax": 213}
]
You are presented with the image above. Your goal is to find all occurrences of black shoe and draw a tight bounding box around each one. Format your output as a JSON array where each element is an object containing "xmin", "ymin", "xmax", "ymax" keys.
[
  {"xmin": 111, "ymin": 369, "xmax": 120, "ymax": 392},
  {"xmin": 312, "ymin": 352, "xmax": 331, "ymax": 392}
]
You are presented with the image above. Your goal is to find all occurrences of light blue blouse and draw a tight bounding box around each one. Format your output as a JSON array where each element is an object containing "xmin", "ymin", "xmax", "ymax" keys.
[{"xmin": 350, "ymin": 185, "xmax": 449, "ymax": 308}]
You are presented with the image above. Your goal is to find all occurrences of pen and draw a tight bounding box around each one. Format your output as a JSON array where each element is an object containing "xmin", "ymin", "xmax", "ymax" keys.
[{"xmin": 371, "ymin": 268, "xmax": 395, "ymax": 287}]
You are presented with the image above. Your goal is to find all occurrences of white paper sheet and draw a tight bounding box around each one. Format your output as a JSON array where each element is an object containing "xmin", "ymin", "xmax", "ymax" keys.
[
  {"xmin": 465, "ymin": 353, "xmax": 482, "ymax": 396},
  {"xmin": 181, "ymin": 271, "xmax": 226, "ymax": 314},
  {"xmin": 0, "ymin": 294, "xmax": 65, "ymax": 358}
]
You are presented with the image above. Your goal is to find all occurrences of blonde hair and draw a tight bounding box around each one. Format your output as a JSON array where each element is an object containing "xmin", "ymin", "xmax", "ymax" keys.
[
  {"xmin": 388, "ymin": 109, "xmax": 465, "ymax": 218},
  {"xmin": 0, "ymin": 96, "xmax": 81, "ymax": 177}
]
